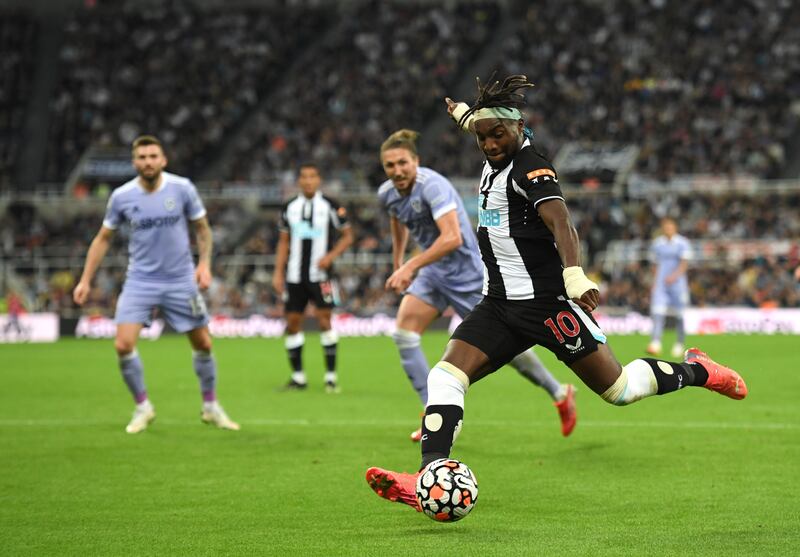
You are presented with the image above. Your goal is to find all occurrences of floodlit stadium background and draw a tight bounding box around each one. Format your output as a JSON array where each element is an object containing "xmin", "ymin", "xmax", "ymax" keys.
[{"xmin": 1, "ymin": 0, "xmax": 798, "ymax": 335}]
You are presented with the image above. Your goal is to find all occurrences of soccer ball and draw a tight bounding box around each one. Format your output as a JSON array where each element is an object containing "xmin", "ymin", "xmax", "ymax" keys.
[{"xmin": 415, "ymin": 458, "xmax": 478, "ymax": 522}]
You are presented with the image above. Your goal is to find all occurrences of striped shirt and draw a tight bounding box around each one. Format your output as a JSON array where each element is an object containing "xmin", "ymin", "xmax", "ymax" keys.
[
  {"xmin": 476, "ymin": 139, "xmax": 566, "ymax": 300},
  {"xmin": 278, "ymin": 192, "xmax": 349, "ymax": 284}
]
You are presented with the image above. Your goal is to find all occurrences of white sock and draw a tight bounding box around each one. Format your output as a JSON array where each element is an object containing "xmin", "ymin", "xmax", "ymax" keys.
[
  {"xmin": 292, "ymin": 371, "xmax": 307, "ymax": 385},
  {"xmin": 325, "ymin": 371, "xmax": 337, "ymax": 383},
  {"xmin": 136, "ymin": 399, "xmax": 153, "ymax": 411},
  {"xmin": 203, "ymin": 400, "xmax": 219, "ymax": 412}
]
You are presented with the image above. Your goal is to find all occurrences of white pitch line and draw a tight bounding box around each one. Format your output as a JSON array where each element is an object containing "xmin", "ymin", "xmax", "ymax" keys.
[{"xmin": 0, "ymin": 418, "xmax": 796, "ymax": 430}]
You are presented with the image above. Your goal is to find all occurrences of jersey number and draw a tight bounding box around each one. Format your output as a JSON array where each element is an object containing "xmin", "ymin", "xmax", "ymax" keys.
[
  {"xmin": 544, "ymin": 312, "xmax": 581, "ymax": 344},
  {"xmin": 189, "ymin": 293, "xmax": 208, "ymax": 317}
]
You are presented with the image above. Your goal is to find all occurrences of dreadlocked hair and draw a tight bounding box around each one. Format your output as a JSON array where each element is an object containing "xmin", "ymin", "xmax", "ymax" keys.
[
  {"xmin": 457, "ymin": 73, "xmax": 535, "ymax": 129},
  {"xmin": 380, "ymin": 129, "xmax": 420, "ymax": 157}
]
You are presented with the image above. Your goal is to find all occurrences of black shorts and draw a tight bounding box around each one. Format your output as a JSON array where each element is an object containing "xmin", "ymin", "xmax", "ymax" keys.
[
  {"xmin": 451, "ymin": 295, "xmax": 607, "ymax": 370},
  {"xmin": 285, "ymin": 281, "xmax": 338, "ymax": 313}
]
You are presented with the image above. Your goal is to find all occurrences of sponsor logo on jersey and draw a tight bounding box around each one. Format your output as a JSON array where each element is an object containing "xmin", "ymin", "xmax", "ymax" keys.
[
  {"xmin": 131, "ymin": 215, "xmax": 182, "ymax": 230},
  {"xmin": 478, "ymin": 208, "xmax": 501, "ymax": 227},
  {"xmin": 292, "ymin": 221, "xmax": 323, "ymax": 239}
]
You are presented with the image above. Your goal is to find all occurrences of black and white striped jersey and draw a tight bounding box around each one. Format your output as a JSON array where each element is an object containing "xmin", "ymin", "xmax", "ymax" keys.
[
  {"xmin": 278, "ymin": 192, "xmax": 349, "ymax": 284},
  {"xmin": 476, "ymin": 139, "xmax": 567, "ymax": 300}
]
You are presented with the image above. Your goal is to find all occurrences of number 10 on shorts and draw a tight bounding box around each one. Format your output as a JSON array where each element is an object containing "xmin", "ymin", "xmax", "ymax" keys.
[{"xmin": 544, "ymin": 312, "xmax": 581, "ymax": 344}]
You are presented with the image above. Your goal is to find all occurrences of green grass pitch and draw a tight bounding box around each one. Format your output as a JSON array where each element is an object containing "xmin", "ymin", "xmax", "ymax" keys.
[{"xmin": 1, "ymin": 333, "xmax": 798, "ymax": 556}]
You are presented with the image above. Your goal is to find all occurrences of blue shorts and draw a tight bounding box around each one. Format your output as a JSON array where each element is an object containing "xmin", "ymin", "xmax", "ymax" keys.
[
  {"xmin": 651, "ymin": 283, "xmax": 689, "ymax": 315},
  {"xmin": 115, "ymin": 280, "xmax": 209, "ymax": 333},
  {"xmin": 405, "ymin": 273, "xmax": 483, "ymax": 318}
]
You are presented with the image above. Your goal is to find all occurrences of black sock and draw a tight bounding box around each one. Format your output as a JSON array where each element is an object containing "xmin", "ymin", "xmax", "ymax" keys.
[
  {"xmin": 420, "ymin": 404, "xmax": 463, "ymax": 470},
  {"xmin": 287, "ymin": 346, "xmax": 303, "ymax": 374},
  {"xmin": 323, "ymin": 343, "xmax": 337, "ymax": 373},
  {"xmin": 642, "ymin": 358, "xmax": 708, "ymax": 394}
]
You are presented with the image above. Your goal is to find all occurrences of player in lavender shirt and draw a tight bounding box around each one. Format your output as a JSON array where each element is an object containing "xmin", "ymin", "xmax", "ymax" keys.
[
  {"xmin": 647, "ymin": 217, "xmax": 692, "ymax": 358},
  {"xmin": 73, "ymin": 135, "xmax": 239, "ymax": 434},
  {"xmin": 378, "ymin": 130, "xmax": 577, "ymax": 441}
]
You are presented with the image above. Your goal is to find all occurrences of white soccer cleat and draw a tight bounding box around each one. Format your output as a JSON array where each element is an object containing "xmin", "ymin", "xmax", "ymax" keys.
[
  {"xmin": 670, "ymin": 343, "xmax": 685, "ymax": 358},
  {"xmin": 201, "ymin": 402, "xmax": 240, "ymax": 431},
  {"xmin": 646, "ymin": 340, "xmax": 662, "ymax": 356},
  {"xmin": 125, "ymin": 403, "xmax": 156, "ymax": 434}
]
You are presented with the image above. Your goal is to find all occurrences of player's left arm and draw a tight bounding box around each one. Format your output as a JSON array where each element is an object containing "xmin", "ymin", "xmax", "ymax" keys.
[
  {"xmin": 318, "ymin": 200, "xmax": 354, "ymax": 270},
  {"xmin": 538, "ymin": 199, "xmax": 599, "ymax": 312},
  {"xmin": 192, "ymin": 216, "xmax": 213, "ymax": 290},
  {"xmin": 318, "ymin": 225, "xmax": 354, "ymax": 270}
]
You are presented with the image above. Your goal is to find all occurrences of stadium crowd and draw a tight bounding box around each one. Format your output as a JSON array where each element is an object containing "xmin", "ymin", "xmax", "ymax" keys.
[
  {"xmin": 431, "ymin": 0, "xmax": 800, "ymax": 178},
  {"xmin": 223, "ymin": 2, "xmax": 498, "ymax": 185},
  {"xmin": 2, "ymin": 0, "xmax": 799, "ymax": 320},
  {"xmin": 43, "ymin": 1, "xmax": 330, "ymax": 183},
  {"xmin": 14, "ymin": 0, "xmax": 793, "ymax": 187},
  {"xmin": 0, "ymin": 14, "xmax": 37, "ymax": 189},
  {"xmin": 3, "ymin": 191, "xmax": 798, "ymax": 317}
]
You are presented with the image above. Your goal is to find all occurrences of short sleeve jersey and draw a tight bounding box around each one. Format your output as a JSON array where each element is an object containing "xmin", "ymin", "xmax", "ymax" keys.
[
  {"xmin": 278, "ymin": 192, "xmax": 350, "ymax": 284},
  {"xmin": 651, "ymin": 234, "xmax": 691, "ymax": 288},
  {"xmin": 378, "ymin": 167, "xmax": 483, "ymax": 292},
  {"xmin": 103, "ymin": 172, "xmax": 206, "ymax": 282},
  {"xmin": 476, "ymin": 139, "xmax": 566, "ymax": 300}
]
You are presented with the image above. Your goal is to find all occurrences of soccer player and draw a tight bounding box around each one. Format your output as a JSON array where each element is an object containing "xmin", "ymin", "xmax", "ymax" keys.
[
  {"xmin": 73, "ymin": 135, "xmax": 239, "ymax": 434},
  {"xmin": 379, "ymin": 129, "xmax": 577, "ymax": 441},
  {"xmin": 272, "ymin": 163, "xmax": 354, "ymax": 392},
  {"xmin": 646, "ymin": 217, "xmax": 691, "ymax": 358},
  {"xmin": 365, "ymin": 75, "xmax": 748, "ymax": 511}
]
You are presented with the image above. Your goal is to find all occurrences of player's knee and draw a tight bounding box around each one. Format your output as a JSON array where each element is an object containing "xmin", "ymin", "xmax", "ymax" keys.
[
  {"xmin": 600, "ymin": 368, "xmax": 631, "ymax": 406},
  {"xmin": 114, "ymin": 338, "xmax": 136, "ymax": 356},
  {"xmin": 317, "ymin": 313, "xmax": 332, "ymax": 330},
  {"xmin": 427, "ymin": 362, "xmax": 469, "ymax": 405},
  {"xmin": 392, "ymin": 328, "xmax": 421, "ymax": 349},
  {"xmin": 194, "ymin": 338, "xmax": 212, "ymax": 352},
  {"xmin": 600, "ymin": 360, "xmax": 654, "ymax": 406},
  {"xmin": 285, "ymin": 315, "xmax": 302, "ymax": 335}
]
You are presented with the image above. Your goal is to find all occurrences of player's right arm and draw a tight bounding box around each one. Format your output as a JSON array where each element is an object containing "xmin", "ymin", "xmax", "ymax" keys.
[
  {"xmin": 272, "ymin": 230, "xmax": 290, "ymax": 296},
  {"xmin": 385, "ymin": 210, "xmax": 462, "ymax": 294},
  {"xmin": 73, "ymin": 226, "xmax": 115, "ymax": 305},
  {"xmin": 389, "ymin": 215, "xmax": 409, "ymax": 271}
]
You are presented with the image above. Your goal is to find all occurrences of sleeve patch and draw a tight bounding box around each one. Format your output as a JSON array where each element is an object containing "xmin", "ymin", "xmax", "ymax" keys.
[{"xmin": 526, "ymin": 168, "xmax": 557, "ymax": 180}]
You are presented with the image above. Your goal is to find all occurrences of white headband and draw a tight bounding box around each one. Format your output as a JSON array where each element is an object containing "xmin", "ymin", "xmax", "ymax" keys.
[
  {"xmin": 450, "ymin": 103, "xmax": 522, "ymax": 131},
  {"xmin": 473, "ymin": 107, "xmax": 522, "ymax": 121}
]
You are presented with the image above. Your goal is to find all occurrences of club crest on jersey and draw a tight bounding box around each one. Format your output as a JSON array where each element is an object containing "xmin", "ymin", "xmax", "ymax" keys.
[
  {"xmin": 411, "ymin": 199, "xmax": 423, "ymax": 213},
  {"xmin": 164, "ymin": 197, "xmax": 176, "ymax": 212}
]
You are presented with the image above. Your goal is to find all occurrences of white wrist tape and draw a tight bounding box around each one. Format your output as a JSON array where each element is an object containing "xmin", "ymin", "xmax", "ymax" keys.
[
  {"xmin": 562, "ymin": 266, "xmax": 598, "ymax": 300},
  {"xmin": 450, "ymin": 102, "xmax": 474, "ymax": 131}
]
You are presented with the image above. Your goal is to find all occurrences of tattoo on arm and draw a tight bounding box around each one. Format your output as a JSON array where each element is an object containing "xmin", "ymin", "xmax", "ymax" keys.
[{"xmin": 194, "ymin": 218, "xmax": 213, "ymax": 265}]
